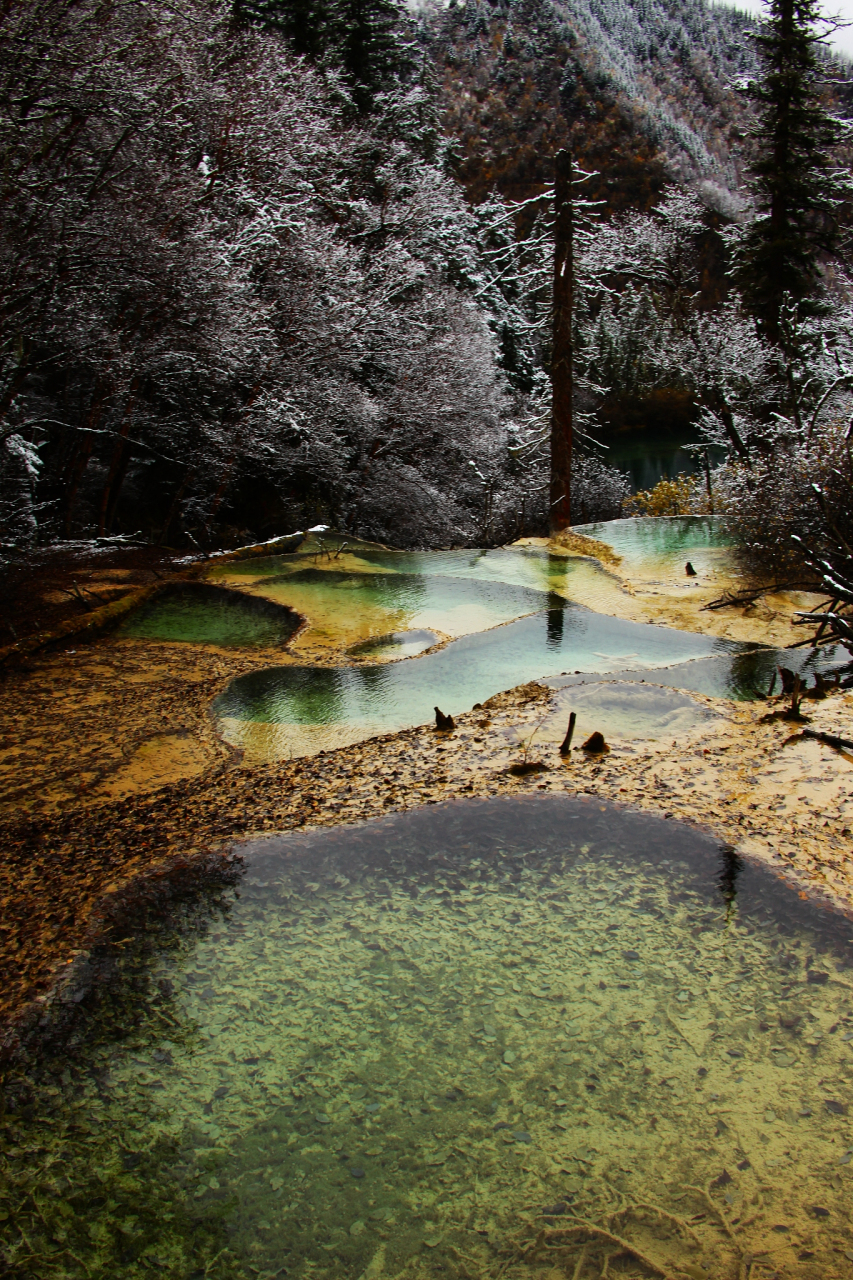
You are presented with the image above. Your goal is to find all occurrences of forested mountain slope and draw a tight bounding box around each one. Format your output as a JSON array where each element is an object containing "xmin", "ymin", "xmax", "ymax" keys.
[
  {"xmin": 425, "ymin": 0, "xmax": 774, "ymax": 212},
  {"xmin": 3, "ymin": 0, "xmax": 853, "ymax": 554}
]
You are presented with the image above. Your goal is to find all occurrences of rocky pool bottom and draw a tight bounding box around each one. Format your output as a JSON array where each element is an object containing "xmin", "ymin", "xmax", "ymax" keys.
[{"xmin": 3, "ymin": 796, "xmax": 853, "ymax": 1280}]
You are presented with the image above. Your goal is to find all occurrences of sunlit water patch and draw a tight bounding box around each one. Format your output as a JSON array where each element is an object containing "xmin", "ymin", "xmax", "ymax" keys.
[
  {"xmin": 117, "ymin": 584, "xmax": 301, "ymax": 648},
  {"xmin": 213, "ymin": 607, "xmax": 745, "ymax": 759},
  {"xmin": 349, "ymin": 630, "xmax": 439, "ymax": 660},
  {"xmin": 5, "ymin": 797, "xmax": 853, "ymax": 1280},
  {"xmin": 506, "ymin": 681, "xmax": 720, "ymax": 753},
  {"xmin": 572, "ymin": 516, "xmax": 732, "ymax": 579}
]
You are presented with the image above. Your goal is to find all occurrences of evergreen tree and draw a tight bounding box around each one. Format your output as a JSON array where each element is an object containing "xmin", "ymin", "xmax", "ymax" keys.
[
  {"xmin": 233, "ymin": 0, "xmax": 329, "ymax": 61},
  {"xmin": 328, "ymin": 0, "xmax": 411, "ymax": 113},
  {"xmin": 736, "ymin": 0, "xmax": 849, "ymax": 338},
  {"xmin": 234, "ymin": 0, "xmax": 411, "ymax": 113}
]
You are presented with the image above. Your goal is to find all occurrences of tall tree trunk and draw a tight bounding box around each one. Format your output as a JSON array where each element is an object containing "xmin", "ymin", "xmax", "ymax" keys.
[
  {"xmin": 63, "ymin": 382, "xmax": 108, "ymax": 536},
  {"xmin": 97, "ymin": 380, "xmax": 137, "ymax": 536},
  {"xmin": 550, "ymin": 149, "xmax": 573, "ymax": 533}
]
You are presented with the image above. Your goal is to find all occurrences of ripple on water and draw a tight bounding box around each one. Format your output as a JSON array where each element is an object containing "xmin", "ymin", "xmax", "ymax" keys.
[{"xmin": 6, "ymin": 796, "xmax": 852, "ymax": 1280}]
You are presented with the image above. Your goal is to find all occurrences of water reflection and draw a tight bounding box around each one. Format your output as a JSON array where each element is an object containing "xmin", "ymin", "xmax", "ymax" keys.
[
  {"xmin": 546, "ymin": 607, "xmax": 564, "ymax": 648},
  {"xmin": 235, "ymin": 566, "xmax": 566, "ymax": 648},
  {"xmin": 717, "ymin": 842, "xmax": 743, "ymax": 921},
  {"xmin": 214, "ymin": 605, "xmax": 742, "ymax": 759}
]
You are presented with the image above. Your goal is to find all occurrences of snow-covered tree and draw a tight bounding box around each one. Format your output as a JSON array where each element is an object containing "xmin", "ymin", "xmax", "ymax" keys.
[{"xmin": 0, "ymin": 0, "xmax": 522, "ymax": 549}]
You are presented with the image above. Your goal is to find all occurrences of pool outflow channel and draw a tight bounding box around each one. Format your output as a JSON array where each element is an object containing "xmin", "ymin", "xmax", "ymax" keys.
[{"xmin": 4, "ymin": 796, "xmax": 853, "ymax": 1280}]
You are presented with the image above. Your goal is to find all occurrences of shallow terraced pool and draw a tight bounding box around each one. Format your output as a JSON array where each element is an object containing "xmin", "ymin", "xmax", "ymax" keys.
[{"xmin": 5, "ymin": 796, "xmax": 853, "ymax": 1280}]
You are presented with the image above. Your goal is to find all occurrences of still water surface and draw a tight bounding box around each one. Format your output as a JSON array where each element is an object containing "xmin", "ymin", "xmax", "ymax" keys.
[
  {"xmin": 212, "ymin": 606, "xmax": 747, "ymax": 759},
  {"xmin": 5, "ymin": 796, "xmax": 852, "ymax": 1279}
]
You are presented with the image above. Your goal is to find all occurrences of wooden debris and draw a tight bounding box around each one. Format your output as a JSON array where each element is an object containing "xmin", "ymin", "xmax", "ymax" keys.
[
  {"xmin": 559, "ymin": 710, "xmax": 577, "ymax": 756},
  {"xmin": 800, "ymin": 727, "xmax": 853, "ymax": 752}
]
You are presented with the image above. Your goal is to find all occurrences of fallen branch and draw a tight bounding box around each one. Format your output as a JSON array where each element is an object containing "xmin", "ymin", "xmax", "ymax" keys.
[
  {"xmin": 800, "ymin": 727, "xmax": 853, "ymax": 752},
  {"xmin": 610, "ymin": 1201, "xmax": 702, "ymax": 1248},
  {"xmin": 543, "ymin": 1220, "xmax": 677, "ymax": 1278},
  {"xmin": 681, "ymin": 1185, "xmax": 736, "ymax": 1241},
  {"xmin": 702, "ymin": 582, "xmax": 807, "ymax": 611}
]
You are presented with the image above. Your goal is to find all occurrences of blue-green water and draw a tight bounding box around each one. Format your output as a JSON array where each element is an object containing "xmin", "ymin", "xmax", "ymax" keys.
[
  {"xmin": 5, "ymin": 796, "xmax": 852, "ymax": 1280},
  {"xmin": 572, "ymin": 515, "xmax": 732, "ymax": 570},
  {"xmin": 212, "ymin": 605, "xmax": 747, "ymax": 757}
]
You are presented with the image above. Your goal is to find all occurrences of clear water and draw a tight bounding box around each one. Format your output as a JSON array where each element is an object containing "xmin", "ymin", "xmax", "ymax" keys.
[
  {"xmin": 209, "ymin": 549, "xmax": 615, "ymax": 651},
  {"xmin": 349, "ymin": 630, "xmax": 439, "ymax": 660},
  {"xmin": 212, "ymin": 544, "xmax": 608, "ymax": 597},
  {"xmin": 546, "ymin": 644, "xmax": 844, "ymax": 704},
  {"xmin": 117, "ymin": 585, "xmax": 301, "ymax": 649},
  {"xmin": 213, "ymin": 606, "xmax": 745, "ymax": 759},
  {"xmin": 6, "ymin": 797, "xmax": 853, "ymax": 1280},
  {"xmin": 514, "ymin": 680, "xmax": 721, "ymax": 751},
  {"xmin": 572, "ymin": 516, "xmax": 732, "ymax": 577}
]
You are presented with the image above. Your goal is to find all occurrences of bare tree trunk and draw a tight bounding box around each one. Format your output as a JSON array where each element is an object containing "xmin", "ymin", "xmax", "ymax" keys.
[
  {"xmin": 550, "ymin": 149, "xmax": 573, "ymax": 533},
  {"xmin": 97, "ymin": 380, "xmax": 137, "ymax": 536},
  {"xmin": 63, "ymin": 382, "xmax": 108, "ymax": 536},
  {"xmin": 159, "ymin": 466, "xmax": 195, "ymax": 546}
]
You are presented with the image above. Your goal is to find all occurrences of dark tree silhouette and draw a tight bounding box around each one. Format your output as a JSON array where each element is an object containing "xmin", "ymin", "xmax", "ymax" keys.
[
  {"xmin": 550, "ymin": 149, "xmax": 573, "ymax": 531},
  {"xmin": 736, "ymin": 0, "xmax": 849, "ymax": 339}
]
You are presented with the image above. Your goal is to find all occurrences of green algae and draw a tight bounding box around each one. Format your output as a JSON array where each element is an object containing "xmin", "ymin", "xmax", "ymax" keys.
[
  {"xmin": 4, "ymin": 797, "xmax": 853, "ymax": 1280},
  {"xmin": 117, "ymin": 584, "xmax": 301, "ymax": 649}
]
